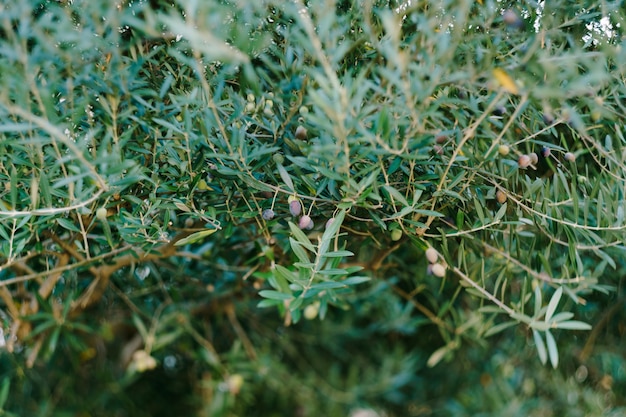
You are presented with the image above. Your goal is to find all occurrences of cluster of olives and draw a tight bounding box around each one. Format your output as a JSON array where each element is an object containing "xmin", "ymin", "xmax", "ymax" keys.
[
  {"xmin": 425, "ymin": 247, "xmax": 446, "ymax": 278},
  {"xmin": 261, "ymin": 197, "xmax": 315, "ymax": 230}
]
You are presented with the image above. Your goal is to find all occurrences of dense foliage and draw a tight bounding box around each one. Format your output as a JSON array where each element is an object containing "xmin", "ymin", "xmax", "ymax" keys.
[{"xmin": 0, "ymin": 0, "xmax": 625, "ymax": 415}]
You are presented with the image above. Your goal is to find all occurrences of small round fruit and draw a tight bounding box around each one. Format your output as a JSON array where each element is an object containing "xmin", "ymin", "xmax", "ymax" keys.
[
  {"xmin": 289, "ymin": 200, "xmax": 302, "ymax": 217},
  {"xmin": 246, "ymin": 93, "xmax": 255, "ymax": 102},
  {"xmin": 431, "ymin": 263, "xmax": 446, "ymax": 278},
  {"xmin": 564, "ymin": 152, "xmax": 576, "ymax": 162},
  {"xmin": 496, "ymin": 190, "xmax": 507, "ymax": 204},
  {"xmin": 299, "ymin": 106, "xmax": 309, "ymax": 116},
  {"xmin": 433, "ymin": 145, "xmax": 443, "ymax": 155},
  {"xmin": 529, "ymin": 152, "xmax": 538, "ymax": 165},
  {"xmin": 303, "ymin": 303, "xmax": 319, "ymax": 320},
  {"xmin": 425, "ymin": 247, "xmax": 439, "ymax": 264},
  {"xmin": 227, "ymin": 374, "xmax": 244, "ymax": 395},
  {"xmin": 498, "ymin": 145, "xmax": 510, "ymax": 156},
  {"xmin": 262, "ymin": 209, "xmax": 275, "ymax": 220},
  {"xmin": 390, "ymin": 229, "xmax": 403, "ymax": 241},
  {"xmin": 95, "ymin": 207, "xmax": 107, "ymax": 220},
  {"xmin": 265, "ymin": 99, "xmax": 273, "ymax": 109},
  {"xmin": 298, "ymin": 215, "xmax": 313, "ymax": 230},
  {"xmin": 295, "ymin": 125, "xmax": 308, "ymax": 140},
  {"xmin": 245, "ymin": 102, "xmax": 255, "ymax": 113},
  {"xmin": 541, "ymin": 146, "xmax": 551, "ymax": 158},
  {"xmin": 503, "ymin": 9, "xmax": 522, "ymax": 28},
  {"xmin": 263, "ymin": 107, "xmax": 274, "ymax": 116},
  {"xmin": 272, "ymin": 153, "xmax": 285, "ymax": 164},
  {"xmin": 518, "ymin": 154, "xmax": 531, "ymax": 169},
  {"xmin": 325, "ymin": 218, "xmax": 335, "ymax": 229}
]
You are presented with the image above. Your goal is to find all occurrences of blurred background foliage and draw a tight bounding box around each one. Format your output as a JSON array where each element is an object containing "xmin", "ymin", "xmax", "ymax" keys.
[{"xmin": 0, "ymin": 0, "xmax": 625, "ymax": 415}]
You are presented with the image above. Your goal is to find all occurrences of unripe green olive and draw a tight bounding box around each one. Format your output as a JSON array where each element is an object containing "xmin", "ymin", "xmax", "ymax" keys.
[
  {"xmin": 390, "ymin": 229, "xmax": 402, "ymax": 241},
  {"xmin": 303, "ymin": 302, "xmax": 319, "ymax": 320},
  {"xmin": 498, "ymin": 145, "xmax": 510, "ymax": 156},
  {"xmin": 96, "ymin": 207, "xmax": 107, "ymax": 220},
  {"xmin": 529, "ymin": 152, "xmax": 538, "ymax": 165},
  {"xmin": 299, "ymin": 106, "xmax": 309, "ymax": 116},
  {"xmin": 247, "ymin": 93, "xmax": 255, "ymax": 102},
  {"xmin": 245, "ymin": 102, "xmax": 255, "ymax": 113},
  {"xmin": 564, "ymin": 152, "xmax": 576, "ymax": 162},
  {"xmin": 272, "ymin": 153, "xmax": 285, "ymax": 164}
]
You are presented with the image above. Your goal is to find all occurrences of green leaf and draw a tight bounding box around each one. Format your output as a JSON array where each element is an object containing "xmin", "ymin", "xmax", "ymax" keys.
[
  {"xmin": 553, "ymin": 320, "xmax": 592, "ymax": 330},
  {"xmin": 259, "ymin": 290, "xmax": 294, "ymax": 301},
  {"xmin": 0, "ymin": 377, "xmax": 10, "ymax": 408},
  {"xmin": 484, "ymin": 321, "xmax": 517, "ymax": 337},
  {"xmin": 174, "ymin": 228, "xmax": 218, "ymax": 246},
  {"xmin": 289, "ymin": 238, "xmax": 311, "ymax": 264},
  {"xmin": 318, "ymin": 209, "xmax": 346, "ymax": 258},
  {"xmin": 341, "ymin": 276, "xmax": 370, "ymax": 285},
  {"xmin": 288, "ymin": 222, "xmax": 316, "ymax": 252},
  {"xmin": 322, "ymin": 250, "xmax": 354, "ymax": 258},
  {"xmin": 545, "ymin": 330, "xmax": 559, "ymax": 368},
  {"xmin": 545, "ymin": 286, "xmax": 563, "ymax": 322},
  {"xmin": 56, "ymin": 217, "xmax": 80, "ymax": 232},
  {"xmin": 276, "ymin": 163, "xmax": 295, "ymax": 192},
  {"xmin": 534, "ymin": 285, "xmax": 542, "ymax": 318},
  {"xmin": 533, "ymin": 329, "xmax": 547, "ymax": 365},
  {"xmin": 382, "ymin": 185, "xmax": 409, "ymax": 207}
]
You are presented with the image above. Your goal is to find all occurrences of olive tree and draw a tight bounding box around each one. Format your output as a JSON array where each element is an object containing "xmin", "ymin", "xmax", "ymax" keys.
[{"xmin": 0, "ymin": 0, "xmax": 624, "ymax": 415}]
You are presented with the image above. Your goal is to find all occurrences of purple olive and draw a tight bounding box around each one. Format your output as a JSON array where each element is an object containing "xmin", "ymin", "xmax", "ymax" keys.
[
  {"xmin": 289, "ymin": 200, "xmax": 302, "ymax": 217},
  {"xmin": 325, "ymin": 218, "xmax": 335, "ymax": 229},
  {"xmin": 262, "ymin": 209, "xmax": 275, "ymax": 220},
  {"xmin": 299, "ymin": 215, "xmax": 313, "ymax": 230}
]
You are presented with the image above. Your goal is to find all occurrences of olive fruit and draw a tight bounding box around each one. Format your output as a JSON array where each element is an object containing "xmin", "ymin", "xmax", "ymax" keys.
[
  {"xmin": 498, "ymin": 145, "xmax": 510, "ymax": 156},
  {"xmin": 295, "ymin": 125, "xmax": 308, "ymax": 140},
  {"xmin": 496, "ymin": 190, "xmax": 507, "ymax": 204},
  {"xmin": 518, "ymin": 154, "xmax": 531, "ymax": 169},
  {"xmin": 564, "ymin": 152, "xmax": 576, "ymax": 162},
  {"xmin": 299, "ymin": 106, "xmax": 309, "ymax": 116},
  {"xmin": 289, "ymin": 200, "xmax": 302, "ymax": 217},
  {"xmin": 262, "ymin": 209, "xmax": 275, "ymax": 220},
  {"xmin": 325, "ymin": 218, "xmax": 335, "ymax": 229},
  {"xmin": 541, "ymin": 146, "xmax": 551, "ymax": 158},
  {"xmin": 95, "ymin": 207, "xmax": 107, "ymax": 221},
  {"xmin": 390, "ymin": 229, "xmax": 402, "ymax": 241},
  {"xmin": 298, "ymin": 215, "xmax": 313, "ymax": 230},
  {"xmin": 431, "ymin": 263, "xmax": 446, "ymax": 277},
  {"xmin": 303, "ymin": 303, "xmax": 319, "ymax": 320},
  {"xmin": 529, "ymin": 152, "xmax": 538, "ymax": 165},
  {"xmin": 272, "ymin": 153, "xmax": 285, "ymax": 164},
  {"xmin": 425, "ymin": 247, "xmax": 439, "ymax": 264}
]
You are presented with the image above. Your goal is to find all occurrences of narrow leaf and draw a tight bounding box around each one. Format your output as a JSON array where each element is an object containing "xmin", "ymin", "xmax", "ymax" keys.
[
  {"xmin": 533, "ymin": 329, "xmax": 547, "ymax": 365},
  {"xmin": 545, "ymin": 286, "xmax": 563, "ymax": 322},
  {"xmin": 554, "ymin": 320, "xmax": 592, "ymax": 330},
  {"xmin": 276, "ymin": 163, "xmax": 294, "ymax": 192},
  {"xmin": 174, "ymin": 228, "xmax": 218, "ymax": 246},
  {"xmin": 545, "ymin": 330, "xmax": 559, "ymax": 368}
]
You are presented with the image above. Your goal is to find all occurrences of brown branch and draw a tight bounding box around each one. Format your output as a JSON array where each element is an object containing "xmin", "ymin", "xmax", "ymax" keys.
[{"xmin": 70, "ymin": 230, "xmax": 196, "ymax": 314}]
